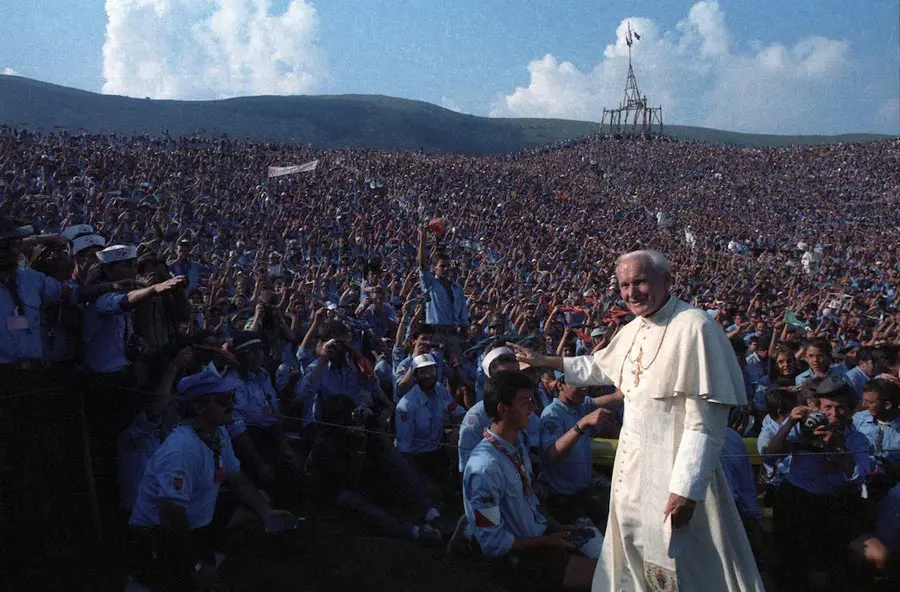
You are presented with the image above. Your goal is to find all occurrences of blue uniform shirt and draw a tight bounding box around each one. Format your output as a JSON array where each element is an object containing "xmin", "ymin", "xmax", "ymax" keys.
[
  {"xmin": 395, "ymin": 383, "xmax": 463, "ymax": 454},
  {"xmin": 794, "ymin": 364, "xmax": 847, "ymax": 387},
  {"xmin": 299, "ymin": 357, "xmax": 378, "ymax": 423},
  {"xmin": 463, "ymin": 429, "xmax": 547, "ymax": 557},
  {"xmin": 757, "ymin": 414, "xmax": 793, "ymax": 485},
  {"xmin": 539, "ymin": 398, "xmax": 596, "ymax": 495},
  {"xmin": 0, "ymin": 268, "xmax": 70, "ymax": 363},
  {"xmin": 844, "ymin": 366, "xmax": 873, "ymax": 398},
  {"xmin": 852, "ymin": 411, "xmax": 900, "ymax": 480},
  {"xmin": 81, "ymin": 291, "xmax": 131, "ymax": 374},
  {"xmin": 722, "ymin": 428, "xmax": 763, "ymax": 520},
  {"xmin": 784, "ymin": 425, "xmax": 871, "ymax": 496},
  {"xmin": 170, "ymin": 260, "xmax": 211, "ymax": 292},
  {"xmin": 458, "ymin": 401, "xmax": 540, "ymax": 472},
  {"xmin": 392, "ymin": 347, "xmax": 453, "ymax": 403},
  {"xmin": 228, "ymin": 368, "xmax": 280, "ymax": 429},
  {"xmin": 129, "ymin": 425, "xmax": 241, "ymax": 529},
  {"xmin": 751, "ymin": 376, "xmax": 772, "ymax": 413},
  {"xmin": 419, "ymin": 268, "xmax": 469, "ymax": 328},
  {"xmin": 359, "ymin": 303, "xmax": 396, "ymax": 339},
  {"xmin": 118, "ymin": 409, "xmax": 176, "ymax": 511}
]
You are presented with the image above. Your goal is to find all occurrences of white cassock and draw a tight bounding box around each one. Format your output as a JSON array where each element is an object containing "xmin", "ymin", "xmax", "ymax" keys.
[{"xmin": 564, "ymin": 296, "xmax": 764, "ymax": 592}]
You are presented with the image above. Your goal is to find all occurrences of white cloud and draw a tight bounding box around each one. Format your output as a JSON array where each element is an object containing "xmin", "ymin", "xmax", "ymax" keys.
[
  {"xmin": 2, "ymin": 67, "xmax": 22, "ymax": 76},
  {"xmin": 102, "ymin": 0, "xmax": 325, "ymax": 100},
  {"xmin": 491, "ymin": 1, "xmax": 884, "ymax": 134}
]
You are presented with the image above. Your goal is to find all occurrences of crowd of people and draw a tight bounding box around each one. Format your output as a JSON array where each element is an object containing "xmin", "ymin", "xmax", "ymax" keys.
[{"xmin": 1, "ymin": 122, "xmax": 899, "ymax": 591}]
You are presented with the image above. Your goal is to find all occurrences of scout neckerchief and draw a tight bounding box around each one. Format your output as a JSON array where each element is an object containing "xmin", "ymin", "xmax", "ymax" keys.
[
  {"xmin": 190, "ymin": 423, "xmax": 226, "ymax": 484},
  {"xmin": 483, "ymin": 428, "xmax": 532, "ymax": 497}
]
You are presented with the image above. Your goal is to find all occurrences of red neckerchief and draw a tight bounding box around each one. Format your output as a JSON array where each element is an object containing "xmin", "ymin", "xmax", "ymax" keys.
[{"xmin": 483, "ymin": 429, "xmax": 532, "ymax": 497}]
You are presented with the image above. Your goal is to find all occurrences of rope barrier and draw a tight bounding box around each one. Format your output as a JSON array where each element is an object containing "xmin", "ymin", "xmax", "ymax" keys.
[{"xmin": 3, "ymin": 380, "xmax": 898, "ymax": 462}]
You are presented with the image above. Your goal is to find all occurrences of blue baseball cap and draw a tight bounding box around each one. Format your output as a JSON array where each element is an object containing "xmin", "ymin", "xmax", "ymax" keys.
[{"xmin": 177, "ymin": 370, "xmax": 236, "ymax": 403}]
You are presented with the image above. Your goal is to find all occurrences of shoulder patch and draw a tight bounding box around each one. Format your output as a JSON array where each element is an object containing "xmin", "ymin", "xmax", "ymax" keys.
[
  {"xmin": 399, "ymin": 412, "xmax": 408, "ymax": 423},
  {"xmin": 473, "ymin": 506, "xmax": 501, "ymax": 528},
  {"xmin": 466, "ymin": 415, "xmax": 476, "ymax": 425}
]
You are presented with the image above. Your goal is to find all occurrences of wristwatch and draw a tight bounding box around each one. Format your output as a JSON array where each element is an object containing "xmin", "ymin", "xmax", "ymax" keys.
[
  {"xmin": 193, "ymin": 561, "xmax": 205, "ymax": 573},
  {"xmin": 573, "ymin": 424, "xmax": 585, "ymax": 436}
]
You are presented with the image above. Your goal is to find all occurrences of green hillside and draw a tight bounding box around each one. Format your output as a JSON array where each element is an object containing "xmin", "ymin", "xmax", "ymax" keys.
[{"xmin": 0, "ymin": 75, "xmax": 891, "ymax": 154}]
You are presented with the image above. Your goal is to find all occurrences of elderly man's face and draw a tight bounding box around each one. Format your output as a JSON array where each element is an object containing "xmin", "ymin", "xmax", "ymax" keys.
[{"xmin": 616, "ymin": 257, "xmax": 671, "ymax": 318}]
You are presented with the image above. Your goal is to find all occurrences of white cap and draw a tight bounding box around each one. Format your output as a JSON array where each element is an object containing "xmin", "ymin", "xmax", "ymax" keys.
[
  {"xmin": 481, "ymin": 347, "xmax": 516, "ymax": 377},
  {"xmin": 97, "ymin": 244, "xmax": 137, "ymax": 264},
  {"xmin": 62, "ymin": 224, "xmax": 94, "ymax": 241},
  {"xmin": 412, "ymin": 354, "xmax": 437, "ymax": 370},
  {"xmin": 72, "ymin": 234, "xmax": 106, "ymax": 255}
]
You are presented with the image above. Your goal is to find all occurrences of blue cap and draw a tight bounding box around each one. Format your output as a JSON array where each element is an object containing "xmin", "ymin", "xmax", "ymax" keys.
[
  {"xmin": 232, "ymin": 331, "xmax": 266, "ymax": 353},
  {"xmin": 177, "ymin": 370, "xmax": 236, "ymax": 403}
]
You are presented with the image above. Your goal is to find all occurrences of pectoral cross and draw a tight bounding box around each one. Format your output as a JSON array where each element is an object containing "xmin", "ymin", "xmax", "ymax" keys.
[{"xmin": 631, "ymin": 346, "xmax": 643, "ymax": 387}]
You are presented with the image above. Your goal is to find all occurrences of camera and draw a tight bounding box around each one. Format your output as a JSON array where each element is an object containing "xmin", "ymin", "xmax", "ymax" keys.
[{"xmin": 799, "ymin": 411, "xmax": 828, "ymax": 449}]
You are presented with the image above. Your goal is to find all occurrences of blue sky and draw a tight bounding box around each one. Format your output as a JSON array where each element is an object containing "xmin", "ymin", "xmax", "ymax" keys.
[{"xmin": 1, "ymin": 0, "xmax": 898, "ymax": 134}]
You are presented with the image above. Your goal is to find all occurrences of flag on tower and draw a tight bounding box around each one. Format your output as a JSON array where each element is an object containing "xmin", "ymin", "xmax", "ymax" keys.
[{"xmin": 633, "ymin": 31, "xmax": 641, "ymax": 40}]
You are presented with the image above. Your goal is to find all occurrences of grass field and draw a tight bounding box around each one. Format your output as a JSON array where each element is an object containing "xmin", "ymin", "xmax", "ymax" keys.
[{"xmin": 22, "ymin": 502, "xmax": 501, "ymax": 592}]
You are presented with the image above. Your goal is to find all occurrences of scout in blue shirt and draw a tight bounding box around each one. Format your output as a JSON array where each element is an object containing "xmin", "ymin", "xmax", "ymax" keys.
[
  {"xmin": 167, "ymin": 238, "xmax": 212, "ymax": 292},
  {"xmin": 757, "ymin": 388, "xmax": 797, "ymax": 489},
  {"xmin": 393, "ymin": 323, "xmax": 455, "ymax": 403},
  {"xmin": 463, "ymin": 371, "xmax": 596, "ymax": 590},
  {"xmin": 81, "ymin": 244, "xmax": 187, "ymax": 375},
  {"xmin": 396, "ymin": 354, "xmax": 465, "ymax": 491},
  {"xmin": 794, "ymin": 339, "xmax": 846, "ymax": 387},
  {"xmin": 458, "ymin": 347, "xmax": 534, "ymax": 471},
  {"xmin": 129, "ymin": 370, "xmax": 293, "ymax": 591},
  {"xmin": 299, "ymin": 321, "xmax": 391, "ymax": 424},
  {"xmin": 357, "ymin": 285, "xmax": 396, "ymax": 339},
  {"xmin": 844, "ymin": 348, "xmax": 876, "ymax": 398},
  {"xmin": 539, "ymin": 379, "xmax": 613, "ymax": 525},
  {"xmin": 225, "ymin": 332, "xmax": 302, "ymax": 507},
  {"xmin": 417, "ymin": 224, "xmax": 468, "ymax": 358},
  {"xmin": 766, "ymin": 378, "xmax": 871, "ymax": 589},
  {"xmin": 395, "ymin": 354, "xmax": 465, "ymax": 455},
  {"xmin": 0, "ymin": 217, "xmax": 81, "ymax": 366},
  {"xmin": 852, "ymin": 378, "xmax": 900, "ymax": 487},
  {"xmin": 117, "ymin": 348, "xmax": 194, "ymax": 512}
]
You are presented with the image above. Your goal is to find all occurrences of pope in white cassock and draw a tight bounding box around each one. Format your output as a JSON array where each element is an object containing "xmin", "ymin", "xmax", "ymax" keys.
[{"xmin": 513, "ymin": 250, "xmax": 764, "ymax": 592}]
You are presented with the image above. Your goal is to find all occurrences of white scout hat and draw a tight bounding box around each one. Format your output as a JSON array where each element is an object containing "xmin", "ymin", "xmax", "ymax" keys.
[
  {"xmin": 97, "ymin": 244, "xmax": 138, "ymax": 264},
  {"xmin": 412, "ymin": 353, "xmax": 437, "ymax": 370},
  {"xmin": 61, "ymin": 224, "xmax": 95, "ymax": 242},
  {"xmin": 72, "ymin": 234, "xmax": 107, "ymax": 255},
  {"xmin": 482, "ymin": 346, "xmax": 517, "ymax": 377}
]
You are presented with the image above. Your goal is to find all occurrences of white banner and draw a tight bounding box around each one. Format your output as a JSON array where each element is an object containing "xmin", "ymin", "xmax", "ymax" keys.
[{"xmin": 268, "ymin": 159, "xmax": 318, "ymax": 177}]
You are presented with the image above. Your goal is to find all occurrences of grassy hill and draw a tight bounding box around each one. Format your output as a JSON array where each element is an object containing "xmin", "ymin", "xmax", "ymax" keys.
[{"xmin": 0, "ymin": 75, "xmax": 891, "ymax": 154}]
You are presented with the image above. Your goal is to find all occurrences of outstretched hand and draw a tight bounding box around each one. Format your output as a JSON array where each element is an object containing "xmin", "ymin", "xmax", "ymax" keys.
[{"xmin": 508, "ymin": 342, "xmax": 545, "ymax": 368}]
